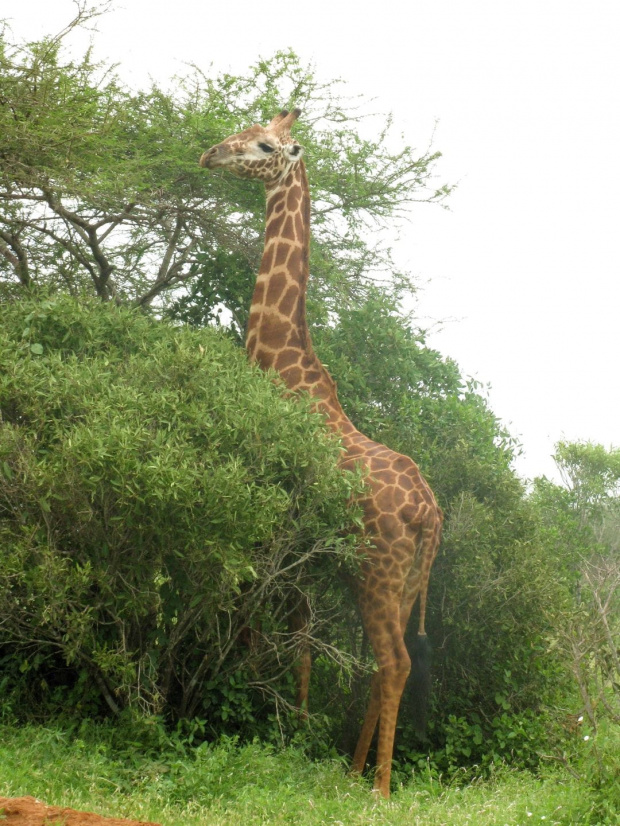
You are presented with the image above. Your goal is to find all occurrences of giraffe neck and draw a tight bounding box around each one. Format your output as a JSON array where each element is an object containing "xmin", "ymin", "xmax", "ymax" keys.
[
  {"xmin": 246, "ymin": 161, "xmax": 313, "ymax": 367},
  {"xmin": 246, "ymin": 160, "xmax": 360, "ymax": 442}
]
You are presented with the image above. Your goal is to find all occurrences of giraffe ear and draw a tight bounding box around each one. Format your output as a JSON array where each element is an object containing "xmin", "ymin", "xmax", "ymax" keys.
[
  {"xmin": 278, "ymin": 108, "xmax": 301, "ymax": 134},
  {"xmin": 268, "ymin": 110, "xmax": 290, "ymax": 129},
  {"xmin": 267, "ymin": 108, "xmax": 301, "ymax": 135},
  {"xmin": 283, "ymin": 142, "xmax": 304, "ymax": 161}
]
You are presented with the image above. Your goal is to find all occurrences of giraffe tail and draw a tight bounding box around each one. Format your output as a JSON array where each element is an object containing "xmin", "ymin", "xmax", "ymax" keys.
[
  {"xmin": 410, "ymin": 632, "xmax": 432, "ymax": 737},
  {"xmin": 409, "ymin": 509, "xmax": 441, "ymax": 737}
]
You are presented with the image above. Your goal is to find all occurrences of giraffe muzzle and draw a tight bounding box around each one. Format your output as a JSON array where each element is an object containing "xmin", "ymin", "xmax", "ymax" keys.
[
  {"xmin": 198, "ymin": 148, "xmax": 215, "ymax": 168},
  {"xmin": 199, "ymin": 145, "xmax": 226, "ymax": 169}
]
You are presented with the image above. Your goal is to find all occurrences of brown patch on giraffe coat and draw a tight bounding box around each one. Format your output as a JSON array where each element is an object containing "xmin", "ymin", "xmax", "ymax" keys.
[
  {"xmin": 266, "ymin": 272, "xmax": 287, "ymax": 305},
  {"xmin": 287, "ymin": 328, "xmax": 302, "ymax": 348},
  {"xmin": 397, "ymin": 473, "xmax": 415, "ymax": 491},
  {"xmin": 247, "ymin": 310, "xmax": 262, "ymax": 333},
  {"xmin": 303, "ymin": 368, "xmax": 322, "ymax": 383},
  {"xmin": 281, "ymin": 365, "xmax": 302, "ymax": 386},
  {"xmin": 375, "ymin": 486, "xmax": 399, "ymax": 513},
  {"xmin": 362, "ymin": 499, "xmax": 380, "ymax": 520},
  {"xmin": 274, "ymin": 243, "xmax": 291, "ymax": 269},
  {"xmin": 266, "ymin": 213, "xmax": 285, "ymax": 241},
  {"xmin": 344, "ymin": 448, "xmax": 365, "ymax": 463},
  {"xmin": 311, "ymin": 383, "xmax": 332, "ymax": 401},
  {"xmin": 259, "ymin": 245, "xmax": 275, "ymax": 275},
  {"xmin": 392, "ymin": 486, "xmax": 407, "ymax": 508},
  {"xmin": 279, "ymin": 284, "xmax": 299, "ymax": 316},
  {"xmin": 420, "ymin": 487, "xmax": 434, "ymax": 506},
  {"xmin": 282, "ymin": 214, "xmax": 295, "ymax": 241},
  {"xmin": 365, "ymin": 518, "xmax": 379, "ymax": 535},
  {"xmin": 275, "ymin": 349, "xmax": 300, "ymax": 371},
  {"xmin": 260, "ymin": 313, "xmax": 291, "ymax": 349},
  {"xmin": 252, "ymin": 282, "xmax": 265, "ymax": 305},
  {"xmin": 377, "ymin": 513, "xmax": 403, "ymax": 541},
  {"xmin": 246, "ymin": 329, "xmax": 257, "ymax": 351},
  {"xmin": 376, "ymin": 447, "xmax": 395, "ymax": 459},
  {"xmin": 269, "ymin": 189, "xmax": 286, "ymax": 208},
  {"xmin": 253, "ymin": 346, "xmax": 275, "ymax": 368},
  {"xmin": 287, "ymin": 185, "xmax": 302, "ymax": 210},
  {"xmin": 380, "ymin": 555, "xmax": 398, "ymax": 572},
  {"xmin": 287, "ymin": 246, "xmax": 302, "ymax": 274},
  {"xmin": 399, "ymin": 503, "xmax": 418, "ymax": 525}
]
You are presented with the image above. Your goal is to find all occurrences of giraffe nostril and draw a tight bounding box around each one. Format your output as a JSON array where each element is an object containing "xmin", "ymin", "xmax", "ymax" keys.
[{"xmin": 199, "ymin": 146, "xmax": 220, "ymax": 168}]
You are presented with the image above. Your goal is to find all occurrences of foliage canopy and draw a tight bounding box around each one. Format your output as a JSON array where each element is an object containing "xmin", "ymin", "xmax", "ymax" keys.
[{"xmin": 0, "ymin": 7, "xmax": 449, "ymax": 323}]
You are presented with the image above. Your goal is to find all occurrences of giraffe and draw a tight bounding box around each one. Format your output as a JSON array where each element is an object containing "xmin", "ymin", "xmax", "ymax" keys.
[{"xmin": 199, "ymin": 109, "xmax": 443, "ymax": 798}]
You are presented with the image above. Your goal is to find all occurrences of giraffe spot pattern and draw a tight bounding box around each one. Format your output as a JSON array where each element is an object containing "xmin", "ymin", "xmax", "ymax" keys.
[{"xmin": 199, "ymin": 119, "xmax": 442, "ymax": 799}]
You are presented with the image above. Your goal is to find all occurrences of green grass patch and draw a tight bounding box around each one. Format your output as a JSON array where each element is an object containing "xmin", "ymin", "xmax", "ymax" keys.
[{"xmin": 0, "ymin": 722, "xmax": 618, "ymax": 825}]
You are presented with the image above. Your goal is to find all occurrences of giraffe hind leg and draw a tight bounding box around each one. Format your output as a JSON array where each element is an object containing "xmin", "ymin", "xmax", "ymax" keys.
[
  {"xmin": 372, "ymin": 642, "xmax": 411, "ymax": 797},
  {"xmin": 353, "ymin": 597, "xmax": 412, "ymax": 798}
]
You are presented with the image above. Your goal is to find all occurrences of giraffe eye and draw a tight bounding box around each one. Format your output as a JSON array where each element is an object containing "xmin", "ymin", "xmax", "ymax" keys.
[{"xmin": 258, "ymin": 142, "xmax": 274, "ymax": 153}]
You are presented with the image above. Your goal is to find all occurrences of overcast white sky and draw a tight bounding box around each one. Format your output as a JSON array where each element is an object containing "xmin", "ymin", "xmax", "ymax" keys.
[{"xmin": 4, "ymin": 0, "xmax": 619, "ymax": 482}]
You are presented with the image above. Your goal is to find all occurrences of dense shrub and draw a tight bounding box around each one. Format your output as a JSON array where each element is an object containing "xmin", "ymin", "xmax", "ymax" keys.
[{"xmin": 0, "ymin": 296, "xmax": 361, "ymax": 726}]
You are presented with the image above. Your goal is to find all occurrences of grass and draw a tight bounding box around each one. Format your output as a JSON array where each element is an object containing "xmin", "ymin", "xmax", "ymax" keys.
[{"xmin": 0, "ymin": 721, "xmax": 618, "ymax": 825}]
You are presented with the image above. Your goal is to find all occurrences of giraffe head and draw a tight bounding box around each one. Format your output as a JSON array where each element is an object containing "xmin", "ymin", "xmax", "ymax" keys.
[{"xmin": 199, "ymin": 109, "xmax": 304, "ymax": 185}]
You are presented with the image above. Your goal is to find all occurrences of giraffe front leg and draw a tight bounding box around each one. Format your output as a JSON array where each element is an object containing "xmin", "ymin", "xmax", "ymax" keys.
[
  {"xmin": 288, "ymin": 593, "xmax": 311, "ymax": 717},
  {"xmin": 350, "ymin": 670, "xmax": 381, "ymax": 775}
]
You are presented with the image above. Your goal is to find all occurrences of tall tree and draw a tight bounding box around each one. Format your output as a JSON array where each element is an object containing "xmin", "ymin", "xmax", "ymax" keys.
[{"xmin": 0, "ymin": 7, "xmax": 449, "ymax": 315}]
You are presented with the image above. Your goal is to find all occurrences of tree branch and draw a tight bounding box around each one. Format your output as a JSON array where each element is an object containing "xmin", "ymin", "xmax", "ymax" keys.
[{"xmin": 0, "ymin": 229, "xmax": 30, "ymax": 286}]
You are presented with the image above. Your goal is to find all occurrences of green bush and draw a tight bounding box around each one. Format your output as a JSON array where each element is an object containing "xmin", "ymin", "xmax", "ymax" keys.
[{"xmin": 0, "ymin": 295, "xmax": 361, "ymax": 727}]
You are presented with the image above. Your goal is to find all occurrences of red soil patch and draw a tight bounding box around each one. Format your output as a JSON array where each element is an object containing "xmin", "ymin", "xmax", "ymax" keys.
[{"xmin": 0, "ymin": 797, "xmax": 161, "ymax": 826}]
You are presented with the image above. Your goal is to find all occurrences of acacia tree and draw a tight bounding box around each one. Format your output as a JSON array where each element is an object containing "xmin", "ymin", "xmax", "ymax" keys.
[{"xmin": 0, "ymin": 5, "xmax": 449, "ymax": 319}]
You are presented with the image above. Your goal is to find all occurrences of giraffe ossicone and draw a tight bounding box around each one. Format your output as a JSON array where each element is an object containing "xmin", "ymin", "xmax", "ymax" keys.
[{"xmin": 199, "ymin": 109, "xmax": 443, "ymax": 799}]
